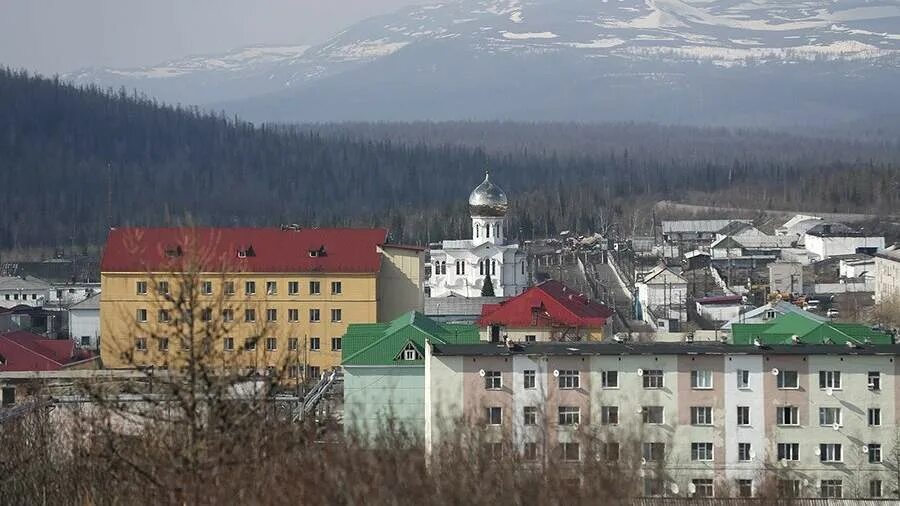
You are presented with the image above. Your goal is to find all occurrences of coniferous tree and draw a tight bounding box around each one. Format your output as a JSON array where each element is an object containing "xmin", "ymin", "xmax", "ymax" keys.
[{"xmin": 481, "ymin": 273, "xmax": 495, "ymax": 297}]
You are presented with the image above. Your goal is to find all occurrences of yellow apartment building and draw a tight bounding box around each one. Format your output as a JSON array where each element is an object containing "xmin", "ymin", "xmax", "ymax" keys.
[{"xmin": 99, "ymin": 227, "xmax": 423, "ymax": 379}]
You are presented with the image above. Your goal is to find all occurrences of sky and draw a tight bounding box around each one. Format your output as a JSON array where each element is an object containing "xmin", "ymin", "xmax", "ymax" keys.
[{"xmin": 0, "ymin": 0, "xmax": 431, "ymax": 75}]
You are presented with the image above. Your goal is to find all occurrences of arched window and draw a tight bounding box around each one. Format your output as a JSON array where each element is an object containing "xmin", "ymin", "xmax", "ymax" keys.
[
  {"xmin": 441, "ymin": 261, "xmax": 447, "ymax": 275},
  {"xmin": 479, "ymin": 260, "xmax": 484, "ymax": 276},
  {"xmin": 486, "ymin": 224, "xmax": 491, "ymax": 238},
  {"xmin": 521, "ymin": 261, "xmax": 525, "ymax": 275},
  {"xmin": 494, "ymin": 223, "xmax": 500, "ymax": 237},
  {"xmin": 475, "ymin": 225, "xmax": 479, "ymax": 238},
  {"xmin": 491, "ymin": 260, "xmax": 496, "ymax": 276}
]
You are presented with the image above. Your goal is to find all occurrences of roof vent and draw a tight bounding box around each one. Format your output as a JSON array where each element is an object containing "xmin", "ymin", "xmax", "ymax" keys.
[
  {"xmin": 164, "ymin": 245, "xmax": 183, "ymax": 258},
  {"xmin": 309, "ymin": 245, "xmax": 327, "ymax": 258},
  {"xmin": 237, "ymin": 245, "xmax": 255, "ymax": 258}
]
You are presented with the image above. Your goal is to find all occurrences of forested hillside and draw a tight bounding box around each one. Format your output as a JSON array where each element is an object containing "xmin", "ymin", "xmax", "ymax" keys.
[{"xmin": 1, "ymin": 68, "xmax": 899, "ymax": 251}]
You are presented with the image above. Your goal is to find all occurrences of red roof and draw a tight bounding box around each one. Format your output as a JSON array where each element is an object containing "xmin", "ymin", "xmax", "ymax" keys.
[
  {"xmin": 0, "ymin": 331, "xmax": 93, "ymax": 372},
  {"xmin": 478, "ymin": 280, "xmax": 614, "ymax": 328},
  {"xmin": 101, "ymin": 227, "xmax": 390, "ymax": 273}
]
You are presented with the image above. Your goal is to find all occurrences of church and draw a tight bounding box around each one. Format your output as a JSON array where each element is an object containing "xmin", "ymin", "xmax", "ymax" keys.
[{"xmin": 427, "ymin": 172, "xmax": 528, "ymax": 298}]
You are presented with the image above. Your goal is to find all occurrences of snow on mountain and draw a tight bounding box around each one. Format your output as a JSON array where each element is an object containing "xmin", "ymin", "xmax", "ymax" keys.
[{"xmin": 65, "ymin": 0, "xmax": 900, "ymax": 124}]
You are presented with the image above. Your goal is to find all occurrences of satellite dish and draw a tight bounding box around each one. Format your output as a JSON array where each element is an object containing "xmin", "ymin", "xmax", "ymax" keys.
[
  {"xmin": 478, "ymin": 369, "xmax": 486, "ymax": 377},
  {"xmin": 670, "ymin": 483, "xmax": 680, "ymax": 495},
  {"xmin": 814, "ymin": 447, "xmax": 821, "ymax": 456},
  {"xmin": 640, "ymin": 457, "xmax": 647, "ymax": 465},
  {"xmin": 833, "ymin": 422, "xmax": 840, "ymax": 431},
  {"xmin": 688, "ymin": 483, "xmax": 697, "ymax": 494},
  {"xmin": 826, "ymin": 387, "xmax": 834, "ymax": 396},
  {"xmin": 749, "ymin": 450, "xmax": 756, "ymax": 460},
  {"xmin": 862, "ymin": 446, "xmax": 869, "ymax": 453},
  {"xmin": 637, "ymin": 368, "xmax": 645, "ymax": 376},
  {"xmin": 780, "ymin": 459, "xmax": 788, "ymax": 468},
  {"xmin": 771, "ymin": 368, "xmax": 780, "ymax": 376},
  {"xmin": 553, "ymin": 369, "xmax": 560, "ymax": 377}
]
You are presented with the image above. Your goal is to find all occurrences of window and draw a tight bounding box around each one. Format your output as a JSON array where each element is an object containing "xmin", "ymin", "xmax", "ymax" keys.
[
  {"xmin": 309, "ymin": 281, "xmax": 321, "ymax": 295},
  {"xmin": 737, "ymin": 479, "xmax": 753, "ymax": 498},
  {"xmin": 80, "ymin": 336, "xmax": 91, "ymax": 347},
  {"xmin": 642, "ymin": 406, "xmax": 664, "ymax": 424},
  {"xmin": 779, "ymin": 480, "xmax": 801, "ymax": 497},
  {"xmin": 135, "ymin": 337, "xmax": 147, "ymax": 351},
  {"xmin": 484, "ymin": 370, "xmax": 502, "ymax": 390},
  {"xmin": 558, "ymin": 370, "xmax": 580, "ymax": 389},
  {"xmin": 691, "ymin": 370, "xmax": 712, "ymax": 389},
  {"xmin": 402, "ymin": 346, "xmax": 418, "ymax": 361},
  {"xmin": 486, "ymin": 406, "xmax": 502, "ymax": 426},
  {"xmin": 777, "ymin": 370, "xmax": 799, "ymax": 389},
  {"xmin": 222, "ymin": 309, "xmax": 234, "ymax": 322},
  {"xmin": 523, "ymin": 406, "xmax": 537, "ymax": 426},
  {"xmin": 287, "ymin": 365, "xmax": 299, "ymax": 378},
  {"xmin": 691, "ymin": 442, "xmax": 713, "ymax": 461},
  {"xmin": 523, "ymin": 370, "xmax": 535, "ymax": 389},
  {"xmin": 224, "ymin": 281, "xmax": 235, "ymax": 296},
  {"xmin": 868, "ymin": 371, "xmax": 881, "ymax": 390},
  {"xmin": 244, "ymin": 338, "xmax": 257, "ymax": 351},
  {"xmin": 245, "ymin": 281, "xmax": 256, "ymax": 295},
  {"xmin": 560, "ymin": 442, "xmax": 580, "ymax": 462},
  {"xmin": 524, "ymin": 334, "xmax": 536, "ymax": 342},
  {"xmin": 266, "ymin": 308, "xmax": 277, "ymax": 322},
  {"xmin": 738, "ymin": 443, "xmax": 752, "ymax": 462},
  {"xmin": 158, "ymin": 338, "xmax": 169, "ymax": 352},
  {"xmin": 158, "ymin": 309, "xmax": 170, "ymax": 322},
  {"xmin": 266, "ymin": 281, "xmax": 277, "ymax": 295},
  {"xmin": 819, "ymin": 370, "xmax": 841, "ymax": 390},
  {"xmin": 331, "ymin": 281, "xmax": 342, "ymax": 295},
  {"xmin": 642, "ymin": 442, "xmax": 665, "ymax": 462},
  {"xmin": 558, "ymin": 406, "xmax": 580, "ymax": 426},
  {"xmin": 288, "ymin": 308, "xmax": 299, "ymax": 322},
  {"xmin": 309, "ymin": 309, "xmax": 320, "ymax": 322},
  {"xmin": 523, "ymin": 442, "xmax": 538, "ymax": 461},
  {"xmin": 158, "ymin": 281, "xmax": 169, "ymax": 295},
  {"xmin": 265, "ymin": 337, "xmax": 277, "ymax": 351},
  {"xmin": 136, "ymin": 281, "xmax": 147, "ymax": 295},
  {"xmin": 819, "ymin": 443, "xmax": 842, "ymax": 463},
  {"xmin": 602, "ymin": 370, "xmax": 618, "ymax": 388},
  {"xmin": 244, "ymin": 308, "xmax": 256, "ymax": 322},
  {"xmin": 309, "ymin": 337, "xmax": 320, "ymax": 351},
  {"xmin": 737, "ymin": 369, "xmax": 750, "ymax": 389},
  {"xmin": 777, "ymin": 443, "xmax": 799, "ymax": 461},
  {"xmin": 308, "ymin": 366, "xmax": 320, "ymax": 378},
  {"xmin": 869, "ymin": 408, "xmax": 881, "ymax": 426},
  {"xmin": 643, "ymin": 479, "xmax": 663, "ymax": 496},
  {"xmin": 819, "ymin": 407, "xmax": 842, "ymax": 427},
  {"xmin": 288, "ymin": 338, "xmax": 298, "ymax": 351},
  {"xmin": 201, "ymin": 308, "xmax": 212, "ymax": 322},
  {"xmin": 692, "ymin": 479, "xmax": 713, "ymax": 497},
  {"xmin": 136, "ymin": 308, "xmax": 148, "ymax": 323},
  {"xmin": 691, "ymin": 406, "xmax": 713, "ymax": 425},
  {"xmin": 737, "ymin": 406, "xmax": 750, "ymax": 426},
  {"xmin": 776, "ymin": 406, "xmax": 799, "ymax": 426},
  {"xmin": 643, "ymin": 369, "xmax": 664, "ymax": 388},
  {"xmin": 331, "ymin": 337, "xmax": 341, "ymax": 351},
  {"xmin": 601, "ymin": 406, "xmax": 619, "ymax": 425},
  {"xmin": 870, "ymin": 480, "xmax": 883, "ymax": 498},
  {"xmin": 201, "ymin": 281, "xmax": 212, "ymax": 295},
  {"xmin": 331, "ymin": 309, "xmax": 342, "ymax": 322},
  {"xmin": 820, "ymin": 480, "xmax": 842, "ymax": 498},
  {"xmin": 224, "ymin": 337, "xmax": 234, "ymax": 351},
  {"xmin": 604, "ymin": 442, "xmax": 620, "ymax": 462},
  {"xmin": 288, "ymin": 281, "xmax": 299, "ymax": 295},
  {"xmin": 868, "ymin": 443, "xmax": 882, "ymax": 463}
]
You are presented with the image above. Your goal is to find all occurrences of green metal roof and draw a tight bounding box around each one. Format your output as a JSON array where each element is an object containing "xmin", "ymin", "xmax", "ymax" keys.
[
  {"xmin": 731, "ymin": 312, "xmax": 893, "ymax": 345},
  {"xmin": 341, "ymin": 311, "xmax": 480, "ymax": 366}
]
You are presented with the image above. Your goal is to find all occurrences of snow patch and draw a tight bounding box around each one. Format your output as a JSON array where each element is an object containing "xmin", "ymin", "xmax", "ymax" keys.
[
  {"xmin": 565, "ymin": 38, "xmax": 626, "ymax": 49},
  {"xmin": 510, "ymin": 11, "xmax": 524, "ymax": 23},
  {"xmin": 326, "ymin": 39, "xmax": 409, "ymax": 61},
  {"xmin": 502, "ymin": 31, "xmax": 559, "ymax": 40},
  {"xmin": 625, "ymin": 40, "xmax": 895, "ymax": 67}
]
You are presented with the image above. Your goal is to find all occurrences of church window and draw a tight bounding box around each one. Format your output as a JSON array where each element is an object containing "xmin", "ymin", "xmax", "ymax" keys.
[
  {"xmin": 494, "ymin": 223, "xmax": 500, "ymax": 237},
  {"xmin": 475, "ymin": 225, "xmax": 479, "ymax": 238},
  {"xmin": 479, "ymin": 260, "xmax": 485, "ymax": 276},
  {"xmin": 486, "ymin": 224, "xmax": 491, "ymax": 238},
  {"xmin": 492, "ymin": 260, "xmax": 496, "ymax": 276}
]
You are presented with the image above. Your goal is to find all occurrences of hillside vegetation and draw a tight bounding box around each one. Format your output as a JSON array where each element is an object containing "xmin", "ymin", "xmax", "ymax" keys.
[{"xmin": 1, "ymin": 68, "xmax": 899, "ymax": 250}]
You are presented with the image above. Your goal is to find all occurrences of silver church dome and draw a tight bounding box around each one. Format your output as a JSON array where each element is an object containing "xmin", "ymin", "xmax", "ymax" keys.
[{"xmin": 468, "ymin": 172, "xmax": 508, "ymax": 217}]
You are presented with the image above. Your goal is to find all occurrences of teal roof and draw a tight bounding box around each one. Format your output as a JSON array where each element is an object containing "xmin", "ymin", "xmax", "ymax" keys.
[
  {"xmin": 341, "ymin": 311, "xmax": 480, "ymax": 366},
  {"xmin": 731, "ymin": 312, "xmax": 893, "ymax": 345}
]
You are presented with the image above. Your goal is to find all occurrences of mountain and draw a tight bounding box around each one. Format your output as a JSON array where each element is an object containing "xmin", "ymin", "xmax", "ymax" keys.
[{"xmin": 65, "ymin": 0, "xmax": 900, "ymax": 125}]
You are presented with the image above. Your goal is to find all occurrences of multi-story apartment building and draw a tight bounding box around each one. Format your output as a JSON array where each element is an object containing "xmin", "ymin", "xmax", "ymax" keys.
[
  {"xmin": 425, "ymin": 341, "xmax": 900, "ymax": 499},
  {"xmin": 99, "ymin": 227, "xmax": 424, "ymax": 376}
]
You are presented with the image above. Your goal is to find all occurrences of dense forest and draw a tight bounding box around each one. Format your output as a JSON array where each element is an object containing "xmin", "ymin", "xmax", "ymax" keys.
[{"xmin": 1, "ymin": 68, "xmax": 899, "ymax": 251}]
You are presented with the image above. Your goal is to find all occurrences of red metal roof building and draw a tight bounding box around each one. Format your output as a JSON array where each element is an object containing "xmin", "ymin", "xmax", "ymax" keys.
[
  {"xmin": 477, "ymin": 280, "xmax": 614, "ymax": 342},
  {"xmin": 0, "ymin": 331, "xmax": 97, "ymax": 372},
  {"xmin": 101, "ymin": 227, "xmax": 392, "ymax": 273}
]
